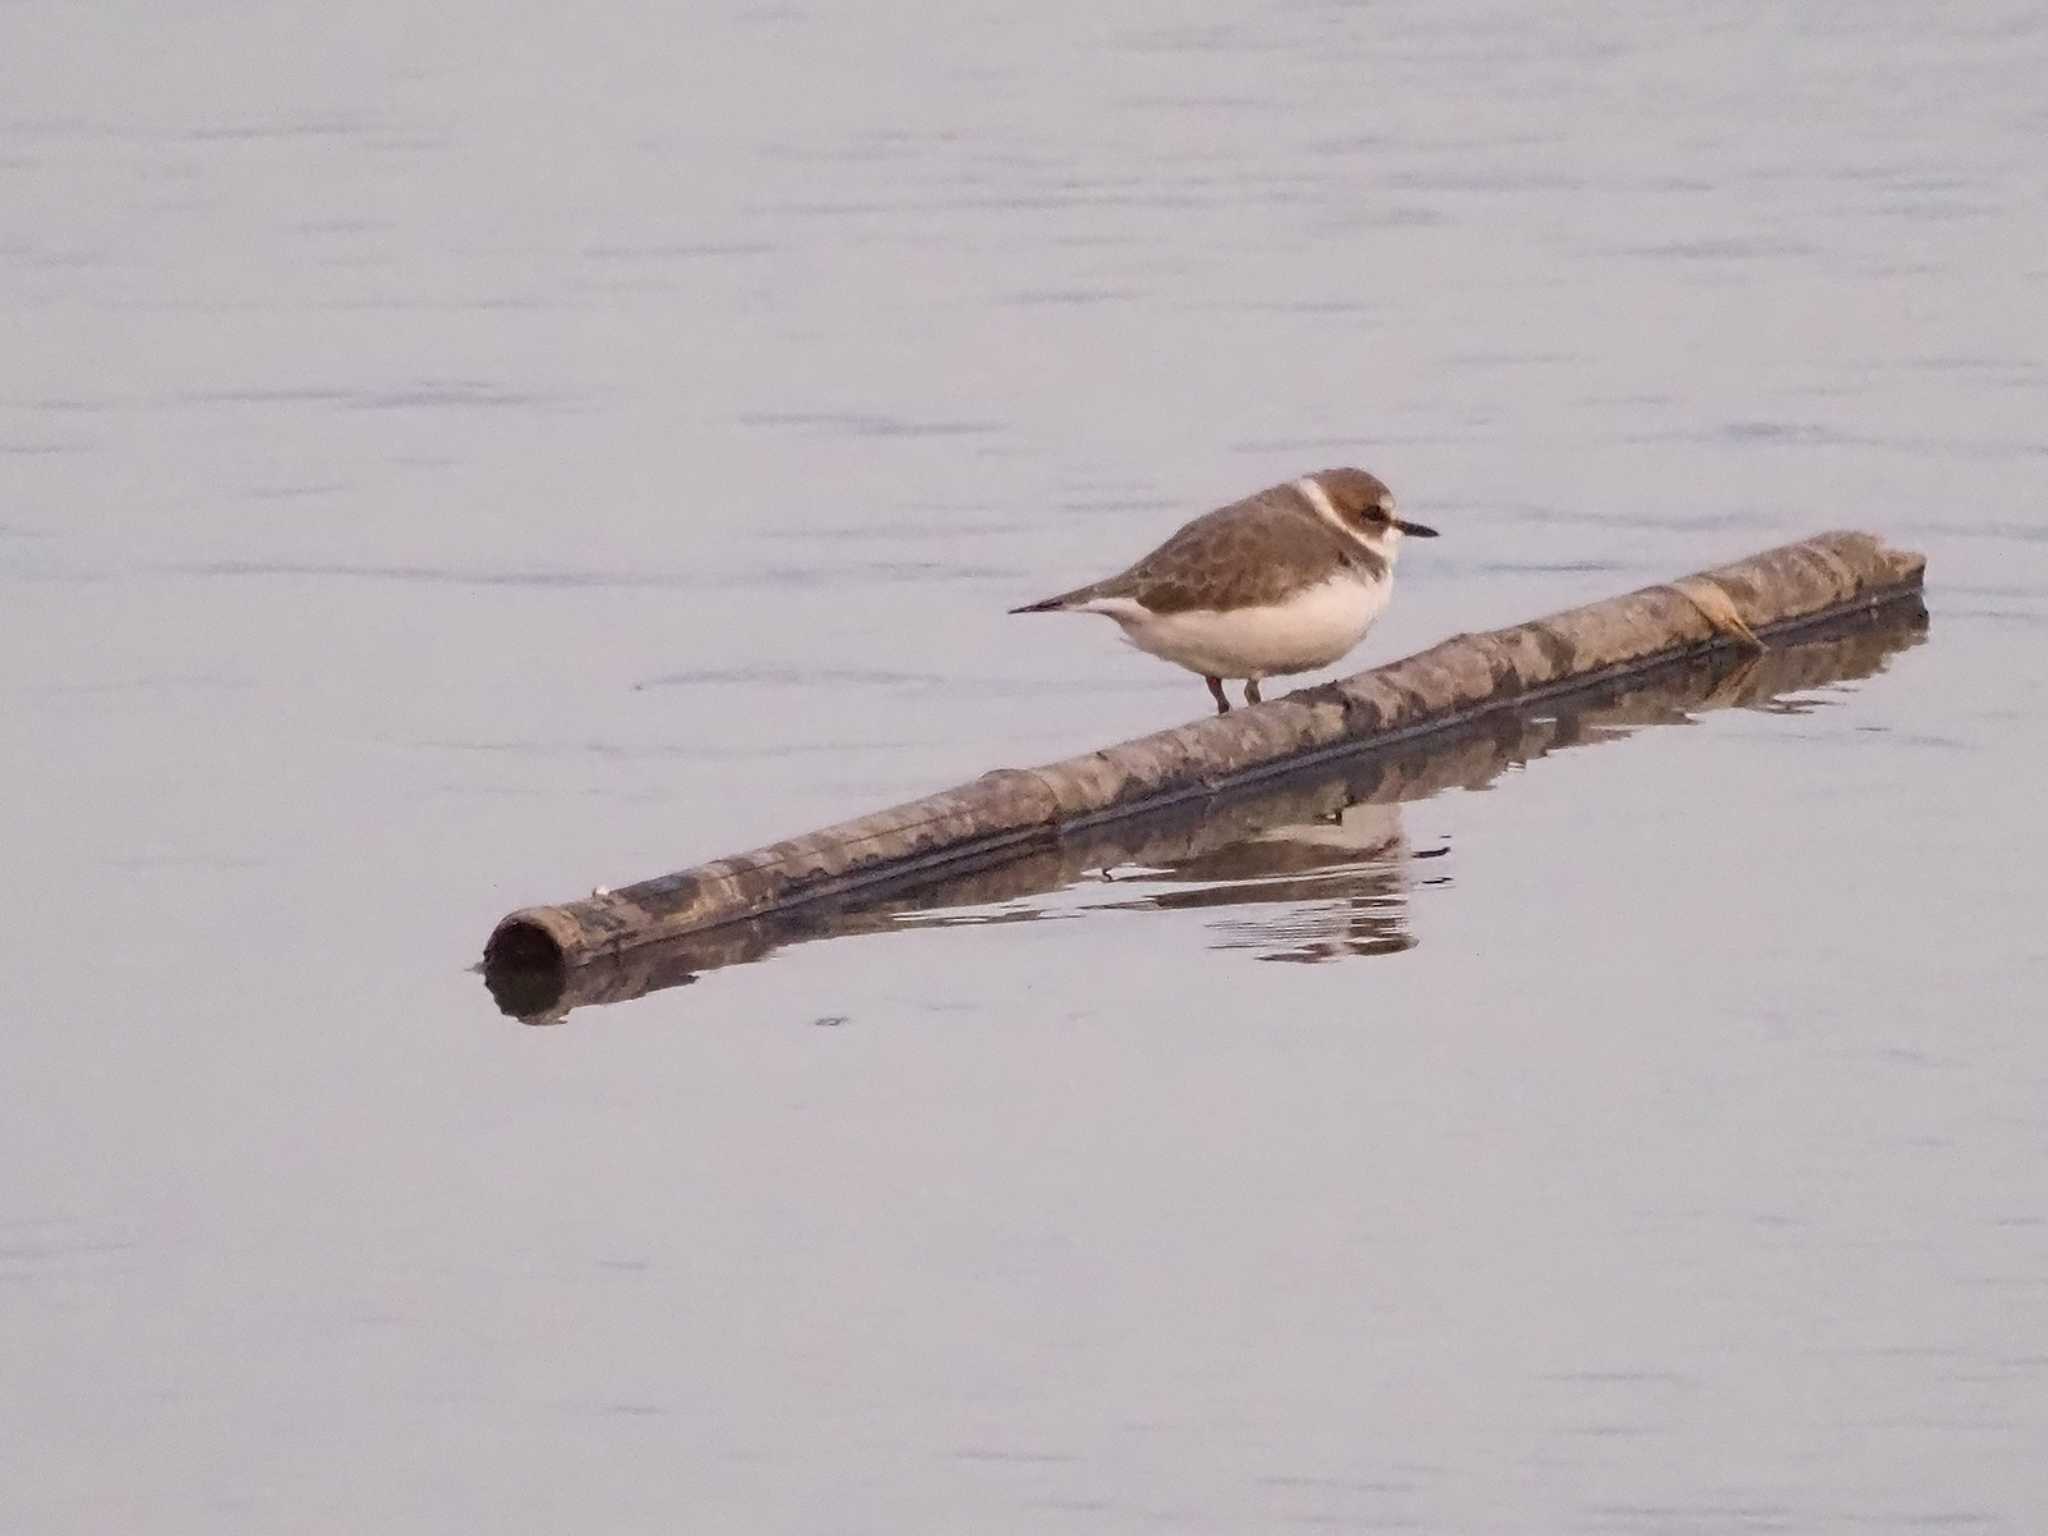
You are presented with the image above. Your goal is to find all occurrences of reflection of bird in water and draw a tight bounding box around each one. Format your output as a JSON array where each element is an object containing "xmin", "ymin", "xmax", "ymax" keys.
[{"xmin": 1105, "ymin": 801, "xmax": 1417, "ymax": 963}]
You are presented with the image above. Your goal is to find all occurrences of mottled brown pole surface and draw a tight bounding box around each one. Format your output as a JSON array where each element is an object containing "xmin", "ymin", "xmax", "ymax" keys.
[
  {"xmin": 487, "ymin": 608, "xmax": 1921, "ymax": 1024},
  {"xmin": 485, "ymin": 531, "xmax": 1924, "ymax": 973}
]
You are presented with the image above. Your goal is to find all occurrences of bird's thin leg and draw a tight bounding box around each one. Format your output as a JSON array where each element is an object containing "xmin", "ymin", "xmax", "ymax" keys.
[
  {"xmin": 1205, "ymin": 676, "xmax": 1230, "ymax": 714},
  {"xmin": 1243, "ymin": 678, "xmax": 1263, "ymax": 706}
]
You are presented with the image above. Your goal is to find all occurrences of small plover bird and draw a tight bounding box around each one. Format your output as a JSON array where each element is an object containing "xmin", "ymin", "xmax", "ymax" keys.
[{"xmin": 1010, "ymin": 467, "xmax": 1438, "ymax": 713}]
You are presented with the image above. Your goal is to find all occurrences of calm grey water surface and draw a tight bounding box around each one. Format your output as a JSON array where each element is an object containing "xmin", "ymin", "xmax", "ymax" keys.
[{"xmin": 5, "ymin": 3, "xmax": 2047, "ymax": 1531}]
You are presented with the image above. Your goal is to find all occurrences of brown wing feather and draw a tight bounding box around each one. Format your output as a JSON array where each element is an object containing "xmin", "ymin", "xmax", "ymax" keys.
[{"xmin": 1095, "ymin": 487, "xmax": 1362, "ymax": 613}]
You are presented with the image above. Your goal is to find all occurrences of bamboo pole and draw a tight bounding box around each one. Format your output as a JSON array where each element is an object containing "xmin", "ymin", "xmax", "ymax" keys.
[
  {"xmin": 484, "ymin": 530, "xmax": 1924, "ymax": 985},
  {"xmin": 483, "ymin": 603, "xmax": 1924, "ymax": 1022}
]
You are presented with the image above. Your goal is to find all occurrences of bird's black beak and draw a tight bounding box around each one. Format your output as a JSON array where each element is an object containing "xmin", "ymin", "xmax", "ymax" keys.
[{"xmin": 1394, "ymin": 518, "xmax": 1439, "ymax": 538}]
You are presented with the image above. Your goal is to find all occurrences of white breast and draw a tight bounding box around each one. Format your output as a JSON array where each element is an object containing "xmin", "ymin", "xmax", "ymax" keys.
[{"xmin": 1081, "ymin": 572, "xmax": 1392, "ymax": 680}]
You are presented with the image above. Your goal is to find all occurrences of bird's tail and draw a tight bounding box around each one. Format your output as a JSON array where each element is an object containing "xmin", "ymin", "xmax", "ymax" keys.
[{"xmin": 1007, "ymin": 581, "xmax": 1101, "ymax": 615}]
